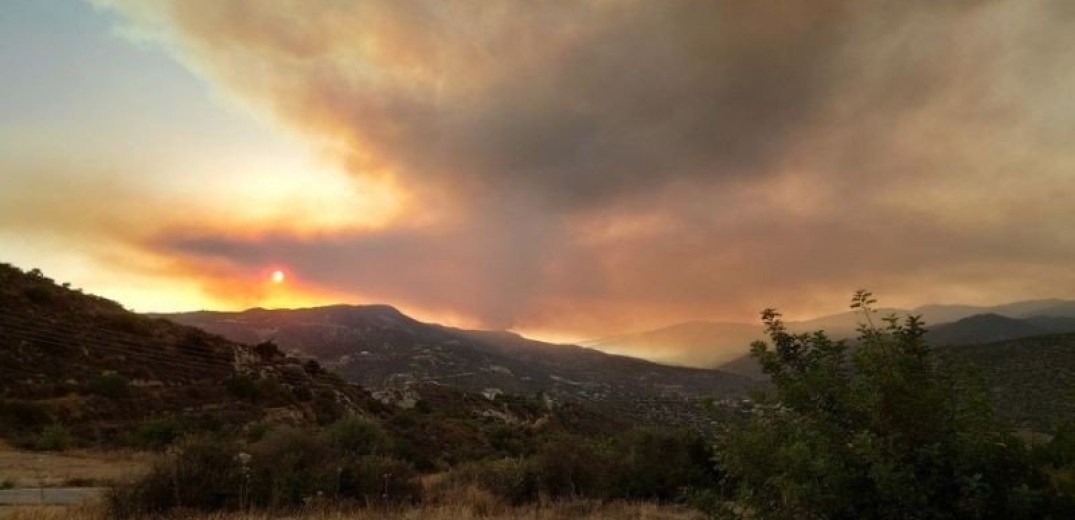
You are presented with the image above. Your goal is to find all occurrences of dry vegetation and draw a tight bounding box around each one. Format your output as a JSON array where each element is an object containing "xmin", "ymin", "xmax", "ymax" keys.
[
  {"xmin": 0, "ymin": 443, "xmax": 152, "ymax": 488},
  {"xmin": 0, "ymin": 501, "xmax": 703, "ymax": 520}
]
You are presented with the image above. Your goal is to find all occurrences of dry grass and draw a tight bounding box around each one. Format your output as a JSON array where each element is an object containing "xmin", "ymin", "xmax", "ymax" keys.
[
  {"xmin": 0, "ymin": 502, "xmax": 704, "ymax": 520},
  {"xmin": 0, "ymin": 443, "xmax": 153, "ymax": 488}
]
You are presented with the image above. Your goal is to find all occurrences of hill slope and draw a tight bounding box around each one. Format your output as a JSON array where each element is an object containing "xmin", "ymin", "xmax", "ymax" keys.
[
  {"xmin": 0, "ymin": 264, "xmax": 635, "ymax": 466},
  {"xmin": 944, "ymin": 333, "xmax": 1075, "ymax": 429},
  {"xmin": 927, "ymin": 313, "xmax": 1075, "ymax": 346},
  {"xmin": 0, "ymin": 265, "xmax": 377, "ymax": 447},
  {"xmin": 159, "ymin": 306, "xmax": 756, "ymax": 415}
]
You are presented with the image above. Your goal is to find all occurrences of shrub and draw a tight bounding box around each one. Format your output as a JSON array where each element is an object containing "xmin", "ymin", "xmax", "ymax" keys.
[
  {"xmin": 132, "ymin": 418, "xmax": 182, "ymax": 450},
  {"xmin": 339, "ymin": 455, "xmax": 421, "ymax": 505},
  {"xmin": 86, "ymin": 372, "xmax": 131, "ymax": 399},
  {"xmin": 225, "ymin": 375, "xmax": 259, "ymax": 401},
  {"xmin": 325, "ymin": 414, "xmax": 390, "ymax": 457},
  {"xmin": 108, "ymin": 436, "xmax": 241, "ymax": 517},
  {"xmin": 35, "ymin": 423, "xmax": 74, "ymax": 451},
  {"xmin": 611, "ymin": 429, "xmax": 719, "ymax": 501},
  {"xmin": 716, "ymin": 292, "xmax": 1064, "ymax": 519},
  {"xmin": 245, "ymin": 421, "xmax": 271, "ymax": 443},
  {"xmin": 0, "ymin": 400, "xmax": 51, "ymax": 432},
  {"xmin": 247, "ymin": 426, "xmax": 334, "ymax": 508},
  {"xmin": 534, "ymin": 436, "xmax": 614, "ymax": 499},
  {"xmin": 451, "ymin": 458, "xmax": 539, "ymax": 505}
]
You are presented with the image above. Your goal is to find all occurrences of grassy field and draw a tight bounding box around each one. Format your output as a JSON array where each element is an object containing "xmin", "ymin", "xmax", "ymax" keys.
[
  {"xmin": 0, "ymin": 443, "xmax": 152, "ymax": 488},
  {"xmin": 0, "ymin": 502, "xmax": 704, "ymax": 520}
]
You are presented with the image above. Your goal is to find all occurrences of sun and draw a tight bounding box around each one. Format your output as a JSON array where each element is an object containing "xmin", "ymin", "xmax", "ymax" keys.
[{"xmin": 271, "ymin": 270, "xmax": 285, "ymax": 284}]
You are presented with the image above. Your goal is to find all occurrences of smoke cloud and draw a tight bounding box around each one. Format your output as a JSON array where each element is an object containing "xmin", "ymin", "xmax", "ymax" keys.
[{"xmin": 96, "ymin": 0, "xmax": 1075, "ymax": 347}]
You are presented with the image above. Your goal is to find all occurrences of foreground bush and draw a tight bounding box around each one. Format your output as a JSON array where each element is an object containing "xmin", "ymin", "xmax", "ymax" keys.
[
  {"xmin": 108, "ymin": 436, "xmax": 242, "ymax": 516},
  {"xmin": 716, "ymin": 292, "xmax": 1075, "ymax": 519},
  {"xmin": 108, "ymin": 423, "xmax": 421, "ymax": 517}
]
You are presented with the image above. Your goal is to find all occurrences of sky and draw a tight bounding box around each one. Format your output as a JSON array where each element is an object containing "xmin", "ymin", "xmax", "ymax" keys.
[{"xmin": 2, "ymin": 0, "xmax": 1074, "ymax": 348}]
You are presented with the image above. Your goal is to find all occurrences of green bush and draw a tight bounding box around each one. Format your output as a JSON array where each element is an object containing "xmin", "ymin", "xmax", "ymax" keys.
[
  {"xmin": 610, "ymin": 429, "xmax": 719, "ymax": 501},
  {"xmin": 451, "ymin": 458, "xmax": 539, "ymax": 505},
  {"xmin": 533, "ymin": 436, "xmax": 614, "ymax": 499},
  {"xmin": 339, "ymin": 455, "xmax": 421, "ymax": 505},
  {"xmin": 326, "ymin": 414, "xmax": 390, "ymax": 457},
  {"xmin": 35, "ymin": 423, "xmax": 74, "ymax": 451},
  {"xmin": 86, "ymin": 372, "xmax": 131, "ymax": 399},
  {"xmin": 715, "ymin": 292, "xmax": 1070, "ymax": 519},
  {"xmin": 245, "ymin": 421, "xmax": 271, "ymax": 443},
  {"xmin": 0, "ymin": 400, "xmax": 51, "ymax": 432},
  {"xmin": 247, "ymin": 427, "xmax": 334, "ymax": 508},
  {"xmin": 107, "ymin": 436, "xmax": 241, "ymax": 517},
  {"xmin": 225, "ymin": 375, "xmax": 259, "ymax": 401},
  {"xmin": 132, "ymin": 418, "xmax": 182, "ymax": 450}
]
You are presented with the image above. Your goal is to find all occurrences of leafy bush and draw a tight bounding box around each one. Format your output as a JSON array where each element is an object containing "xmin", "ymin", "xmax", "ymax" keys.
[
  {"xmin": 245, "ymin": 421, "xmax": 271, "ymax": 443},
  {"xmin": 326, "ymin": 414, "xmax": 390, "ymax": 457},
  {"xmin": 225, "ymin": 375, "xmax": 259, "ymax": 401},
  {"xmin": 0, "ymin": 400, "xmax": 51, "ymax": 431},
  {"xmin": 451, "ymin": 458, "xmax": 539, "ymax": 505},
  {"xmin": 247, "ymin": 427, "xmax": 334, "ymax": 508},
  {"xmin": 715, "ymin": 292, "xmax": 1069, "ymax": 519},
  {"xmin": 35, "ymin": 423, "xmax": 74, "ymax": 451},
  {"xmin": 132, "ymin": 418, "xmax": 182, "ymax": 450},
  {"xmin": 86, "ymin": 372, "xmax": 131, "ymax": 398},
  {"xmin": 108, "ymin": 436, "xmax": 241, "ymax": 517},
  {"xmin": 610, "ymin": 429, "xmax": 719, "ymax": 501},
  {"xmin": 533, "ymin": 435, "xmax": 614, "ymax": 499},
  {"xmin": 339, "ymin": 455, "xmax": 421, "ymax": 505}
]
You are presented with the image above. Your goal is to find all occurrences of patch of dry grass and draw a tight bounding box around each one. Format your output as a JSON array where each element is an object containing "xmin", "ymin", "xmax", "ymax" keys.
[
  {"xmin": 0, "ymin": 444, "xmax": 153, "ymax": 488},
  {"xmin": 0, "ymin": 502, "xmax": 703, "ymax": 520}
]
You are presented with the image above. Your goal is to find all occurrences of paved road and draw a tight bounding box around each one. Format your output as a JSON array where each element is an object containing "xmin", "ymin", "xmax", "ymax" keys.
[{"xmin": 0, "ymin": 487, "xmax": 105, "ymax": 505}]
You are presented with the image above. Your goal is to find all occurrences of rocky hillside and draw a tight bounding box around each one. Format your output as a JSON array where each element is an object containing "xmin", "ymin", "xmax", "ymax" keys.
[
  {"xmin": 0, "ymin": 264, "xmax": 379, "ymax": 447},
  {"xmin": 0, "ymin": 264, "xmax": 634, "ymax": 464},
  {"xmin": 159, "ymin": 306, "xmax": 755, "ymax": 424},
  {"xmin": 944, "ymin": 333, "xmax": 1075, "ymax": 429}
]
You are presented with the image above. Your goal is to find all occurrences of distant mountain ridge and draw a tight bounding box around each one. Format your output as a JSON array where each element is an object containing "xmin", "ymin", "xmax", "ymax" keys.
[
  {"xmin": 583, "ymin": 298, "xmax": 1075, "ymax": 379},
  {"xmin": 158, "ymin": 305, "xmax": 757, "ymax": 424}
]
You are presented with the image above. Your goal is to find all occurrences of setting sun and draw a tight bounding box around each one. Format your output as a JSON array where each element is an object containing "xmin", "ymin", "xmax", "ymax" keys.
[{"xmin": 271, "ymin": 270, "xmax": 285, "ymax": 284}]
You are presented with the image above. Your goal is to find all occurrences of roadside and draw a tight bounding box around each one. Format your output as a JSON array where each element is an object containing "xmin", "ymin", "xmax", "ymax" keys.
[
  {"xmin": 0, "ymin": 442, "xmax": 152, "ymax": 489},
  {"xmin": 0, "ymin": 488, "xmax": 105, "ymax": 506}
]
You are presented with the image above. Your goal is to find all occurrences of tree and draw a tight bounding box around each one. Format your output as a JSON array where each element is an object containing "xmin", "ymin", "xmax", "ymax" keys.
[{"xmin": 715, "ymin": 291, "xmax": 1058, "ymax": 519}]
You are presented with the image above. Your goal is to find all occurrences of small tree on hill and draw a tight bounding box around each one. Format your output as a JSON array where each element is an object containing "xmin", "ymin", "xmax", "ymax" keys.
[{"xmin": 715, "ymin": 291, "xmax": 1062, "ymax": 519}]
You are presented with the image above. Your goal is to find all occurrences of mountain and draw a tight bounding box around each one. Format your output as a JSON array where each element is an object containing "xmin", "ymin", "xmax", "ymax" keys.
[
  {"xmin": 158, "ymin": 306, "xmax": 756, "ymax": 422},
  {"xmin": 927, "ymin": 313, "xmax": 1075, "ymax": 346},
  {"xmin": 943, "ymin": 333, "xmax": 1075, "ymax": 429},
  {"xmin": 586, "ymin": 299, "xmax": 1075, "ymax": 378},
  {"xmin": 0, "ymin": 264, "xmax": 374, "ymax": 447},
  {"xmin": 914, "ymin": 299, "xmax": 1071, "ymax": 324},
  {"xmin": 579, "ymin": 321, "xmax": 763, "ymax": 368},
  {"xmin": 0, "ymin": 263, "xmax": 637, "ymax": 465}
]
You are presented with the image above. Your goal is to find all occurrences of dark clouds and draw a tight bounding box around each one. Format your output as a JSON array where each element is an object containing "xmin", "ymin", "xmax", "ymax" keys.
[{"xmin": 100, "ymin": 0, "xmax": 1075, "ymax": 343}]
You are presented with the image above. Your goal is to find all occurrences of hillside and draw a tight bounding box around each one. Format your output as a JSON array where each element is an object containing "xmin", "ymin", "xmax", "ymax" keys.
[
  {"xmin": 944, "ymin": 333, "xmax": 1075, "ymax": 429},
  {"xmin": 0, "ymin": 265, "xmax": 378, "ymax": 447},
  {"xmin": 0, "ymin": 265, "xmax": 618, "ymax": 460},
  {"xmin": 159, "ymin": 306, "xmax": 756, "ymax": 424},
  {"xmin": 927, "ymin": 313, "xmax": 1075, "ymax": 346}
]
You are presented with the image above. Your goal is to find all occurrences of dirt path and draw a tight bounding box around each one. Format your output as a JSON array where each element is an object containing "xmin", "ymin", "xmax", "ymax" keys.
[
  {"xmin": 0, "ymin": 443, "xmax": 151, "ymax": 488},
  {"xmin": 0, "ymin": 488, "xmax": 105, "ymax": 506}
]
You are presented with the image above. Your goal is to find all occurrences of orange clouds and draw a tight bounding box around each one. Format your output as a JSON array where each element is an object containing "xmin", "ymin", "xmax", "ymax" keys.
[{"xmin": 59, "ymin": 0, "xmax": 1075, "ymax": 348}]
